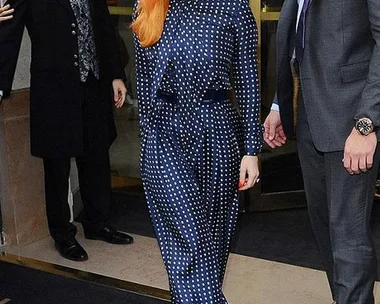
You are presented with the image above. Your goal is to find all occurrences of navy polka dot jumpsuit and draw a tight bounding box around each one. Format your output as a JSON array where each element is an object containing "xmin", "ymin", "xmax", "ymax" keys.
[{"xmin": 133, "ymin": 0, "xmax": 262, "ymax": 302}]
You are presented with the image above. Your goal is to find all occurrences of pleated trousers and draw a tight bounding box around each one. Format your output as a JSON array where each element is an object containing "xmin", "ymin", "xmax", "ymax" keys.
[{"xmin": 141, "ymin": 91, "xmax": 242, "ymax": 303}]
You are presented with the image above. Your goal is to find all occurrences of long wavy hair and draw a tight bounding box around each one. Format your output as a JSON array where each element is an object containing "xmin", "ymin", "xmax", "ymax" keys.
[{"xmin": 131, "ymin": 0, "xmax": 170, "ymax": 48}]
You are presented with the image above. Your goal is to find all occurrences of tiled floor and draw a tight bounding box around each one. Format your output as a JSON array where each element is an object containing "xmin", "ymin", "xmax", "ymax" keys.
[{"xmin": 3, "ymin": 224, "xmax": 380, "ymax": 304}]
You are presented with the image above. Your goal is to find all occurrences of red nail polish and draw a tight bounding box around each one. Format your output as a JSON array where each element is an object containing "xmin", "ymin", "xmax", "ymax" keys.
[{"xmin": 238, "ymin": 181, "xmax": 245, "ymax": 188}]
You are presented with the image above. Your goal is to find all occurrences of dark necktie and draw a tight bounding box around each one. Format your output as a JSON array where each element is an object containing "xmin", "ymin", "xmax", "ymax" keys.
[{"xmin": 295, "ymin": 0, "xmax": 311, "ymax": 63}]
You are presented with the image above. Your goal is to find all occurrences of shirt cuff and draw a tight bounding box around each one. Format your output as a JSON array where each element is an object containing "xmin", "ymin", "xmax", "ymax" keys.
[{"xmin": 271, "ymin": 103, "xmax": 279, "ymax": 112}]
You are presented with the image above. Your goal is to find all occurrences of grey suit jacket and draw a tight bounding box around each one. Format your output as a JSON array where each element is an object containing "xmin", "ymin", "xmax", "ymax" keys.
[{"xmin": 274, "ymin": 0, "xmax": 380, "ymax": 152}]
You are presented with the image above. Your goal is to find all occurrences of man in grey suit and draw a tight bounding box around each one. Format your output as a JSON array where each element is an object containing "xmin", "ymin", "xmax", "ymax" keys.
[{"xmin": 264, "ymin": 0, "xmax": 380, "ymax": 303}]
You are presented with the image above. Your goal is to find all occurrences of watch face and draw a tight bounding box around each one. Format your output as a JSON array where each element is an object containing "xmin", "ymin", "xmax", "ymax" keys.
[{"xmin": 356, "ymin": 119, "xmax": 373, "ymax": 135}]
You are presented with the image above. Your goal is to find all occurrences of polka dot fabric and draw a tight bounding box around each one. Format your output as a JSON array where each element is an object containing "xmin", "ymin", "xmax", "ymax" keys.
[
  {"xmin": 133, "ymin": 0, "xmax": 262, "ymax": 303},
  {"xmin": 144, "ymin": 95, "xmax": 241, "ymax": 303}
]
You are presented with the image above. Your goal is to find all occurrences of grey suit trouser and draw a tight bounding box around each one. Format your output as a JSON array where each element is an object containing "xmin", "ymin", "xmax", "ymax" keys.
[{"xmin": 296, "ymin": 96, "xmax": 379, "ymax": 304}]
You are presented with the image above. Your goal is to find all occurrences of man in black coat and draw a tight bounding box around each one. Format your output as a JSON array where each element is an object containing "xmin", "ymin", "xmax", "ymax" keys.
[{"xmin": 0, "ymin": 0, "xmax": 133, "ymax": 261}]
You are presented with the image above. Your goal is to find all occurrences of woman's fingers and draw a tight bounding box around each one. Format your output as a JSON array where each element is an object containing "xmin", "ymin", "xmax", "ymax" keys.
[
  {"xmin": 238, "ymin": 169, "xmax": 259, "ymax": 191},
  {"xmin": 238, "ymin": 156, "xmax": 259, "ymax": 191}
]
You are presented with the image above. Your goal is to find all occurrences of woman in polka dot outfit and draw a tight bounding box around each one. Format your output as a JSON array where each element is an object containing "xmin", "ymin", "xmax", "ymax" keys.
[{"xmin": 132, "ymin": 0, "xmax": 262, "ymax": 302}]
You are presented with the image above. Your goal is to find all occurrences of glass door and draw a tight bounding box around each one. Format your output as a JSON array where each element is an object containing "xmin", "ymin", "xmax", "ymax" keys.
[{"xmin": 106, "ymin": 1, "xmax": 144, "ymax": 194}]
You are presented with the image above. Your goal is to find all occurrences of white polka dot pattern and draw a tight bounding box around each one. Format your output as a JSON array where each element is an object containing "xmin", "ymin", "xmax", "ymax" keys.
[
  {"xmin": 143, "ymin": 95, "xmax": 241, "ymax": 303},
  {"xmin": 134, "ymin": 0, "xmax": 262, "ymax": 156},
  {"xmin": 133, "ymin": 0, "xmax": 262, "ymax": 303}
]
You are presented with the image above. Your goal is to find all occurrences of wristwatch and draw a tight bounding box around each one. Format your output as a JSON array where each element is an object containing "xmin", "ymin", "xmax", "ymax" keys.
[{"xmin": 355, "ymin": 117, "xmax": 374, "ymax": 136}]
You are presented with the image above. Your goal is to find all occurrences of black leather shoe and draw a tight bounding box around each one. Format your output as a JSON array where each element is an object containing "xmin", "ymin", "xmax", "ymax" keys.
[
  {"xmin": 55, "ymin": 238, "xmax": 88, "ymax": 262},
  {"xmin": 84, "ymin": 226, "xmax": 134, "ymax": 245}
]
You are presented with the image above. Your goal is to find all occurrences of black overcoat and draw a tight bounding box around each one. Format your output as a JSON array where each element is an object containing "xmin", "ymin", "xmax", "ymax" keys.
[{"xmin": 0, "ymin": 0, "xmax": 125, "ymax": 157}]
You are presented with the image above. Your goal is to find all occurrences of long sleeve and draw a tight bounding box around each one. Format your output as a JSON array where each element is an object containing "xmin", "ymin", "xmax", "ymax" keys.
[
  {"xmin": 354, "ymin": 0, "xmax": 380, "ymax": 126},
  {"xmin": 132, "ymin": 5, "xmax": 153, "ymax": 136},
  {"xmin": 0, "ymin": 0, "xmax": 27, "ymax": 98},
  {"xmin": 133, "ymin": 36, "xmax": 154, "ymax": 136},
  {"xmin": 97, "ymin": 0, "xmax": 126, "ymax": 81},
  {"xmin": 231, "ymin": 1, "xmax": 263, "ymax": 156}
]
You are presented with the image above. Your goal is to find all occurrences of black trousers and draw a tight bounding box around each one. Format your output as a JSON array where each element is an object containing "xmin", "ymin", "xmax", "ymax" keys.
[
  {"xmin": 296, "ymin": 95, "xmax": 379, "ymax": 304},
  {"xmin": 43, "ymin": 73, "xmax": 112, "ymax": 242}
]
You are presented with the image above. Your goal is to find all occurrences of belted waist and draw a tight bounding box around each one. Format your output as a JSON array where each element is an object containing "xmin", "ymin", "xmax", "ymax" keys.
[{"xmin": 156, "ymin": 89, "xmax": 229, "ymax": 104}]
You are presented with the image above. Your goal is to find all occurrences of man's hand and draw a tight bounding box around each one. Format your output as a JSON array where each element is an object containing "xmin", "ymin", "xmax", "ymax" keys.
[
  {"xmin": 263, "ymin": 110, "xmax": 287, "ymax": 148},
  {"xmin": 238, "ymin": 156, "xmax": 260, "ymax": 191},
  {"xmin": 0, "ymin": 5, "xmax": 14, "ymax": 22},
  {"xmin": 343, "ymin": 127, "xmax": 377, "ymax": 174},
  {"xmin": 112, "ymin": 79, "xmax": 126, "ymax": 108}
]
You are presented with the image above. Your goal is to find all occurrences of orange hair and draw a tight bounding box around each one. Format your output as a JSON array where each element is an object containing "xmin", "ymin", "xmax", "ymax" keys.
[{"xmin": 131, "ymin": 0, "xmax": 169, "ymax": 48}]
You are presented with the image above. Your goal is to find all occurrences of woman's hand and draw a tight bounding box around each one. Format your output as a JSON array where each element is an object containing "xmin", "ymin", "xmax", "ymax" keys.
[
  {"xmin": 0, "ymin": 5, "xmax": 14, "ymax": 23},
  {"xmin": 238, "ymin": 155, "xmax": 260, "ymax": 191}
]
